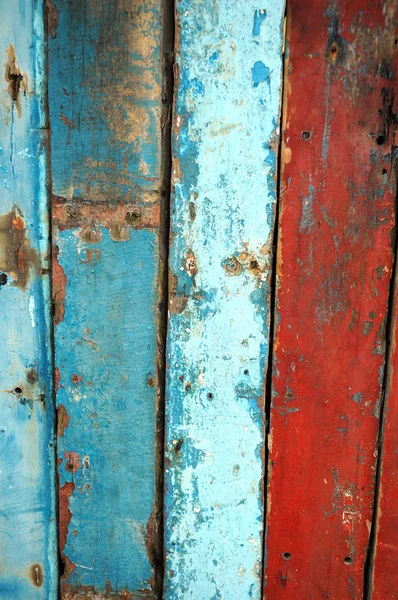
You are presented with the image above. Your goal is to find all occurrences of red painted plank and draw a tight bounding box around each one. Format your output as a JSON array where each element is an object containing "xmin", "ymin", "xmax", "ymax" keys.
[{"xmin": 264, "ymin": 1, "xmax": 397, "ymax": 598}]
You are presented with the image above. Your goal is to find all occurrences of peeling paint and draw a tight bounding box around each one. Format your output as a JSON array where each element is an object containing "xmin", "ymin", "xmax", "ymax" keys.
[{"xmin": 164, "ymin": 1, "xmax": 285, "ymax": 598}]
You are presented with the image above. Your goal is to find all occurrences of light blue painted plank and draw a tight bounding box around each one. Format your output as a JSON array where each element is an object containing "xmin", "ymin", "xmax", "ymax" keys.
[
  {"xmin": 164, "ymin": 2, "xmax": 285, "ymax": 598},
  {"xmin": 48, "ymin": 0, "xmax": 166, "ymax": 596},
  {"xmin": 0, "ymin": 0, "xmax": 57, "ymax": 598}
]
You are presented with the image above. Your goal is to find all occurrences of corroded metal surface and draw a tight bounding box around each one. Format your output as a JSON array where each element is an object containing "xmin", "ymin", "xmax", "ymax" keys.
[
  {"xmin": 48, "ymin": 0, "xmax": 167, "ymax": 596},
  {"xmin": 264, "ymin": 1, "xmax": 397, "ymax": 598},
  {"xmin": 0, "ymin": 0, "xmax": 57, "ymax": 597},
  {"xmin": 164, "ymin": 1, "xmax": 285, "ymax": 598}
]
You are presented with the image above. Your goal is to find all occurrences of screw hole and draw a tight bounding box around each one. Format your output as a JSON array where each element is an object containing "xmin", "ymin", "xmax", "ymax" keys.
[
  {"xmin": 0, "ymin": 273, "xmax": 7, "ymax": 285},
  {"xmin": 244, "ymin": 369, "xmax": 249, "ymax": 375},
  {"xmin": 283, "ymin": 552, "xmax": 291, "ymax": 561},
  {"xmin": 207, "ymin": 392, "xmax": 214, "ymax": 400},
  {"xmin": 13, "ymin": 387, "xmax": 23, "ymax": 396},
  {"xmin": 376, "ymin": 135, "xmax": 385, "ymax": 145},
  {"xmin": 344, "ymin": 556, "xmax": 353, "ymax": 565},
  {"xmin": 301, "ymin": 131, "xmax": 311, "ymax": 141}
]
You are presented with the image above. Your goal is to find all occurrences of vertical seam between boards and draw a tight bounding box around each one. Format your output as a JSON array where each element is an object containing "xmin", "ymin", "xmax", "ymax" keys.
[{"xmin": 260, "ymin": 2, "xmax": 288, "ymax": 596}]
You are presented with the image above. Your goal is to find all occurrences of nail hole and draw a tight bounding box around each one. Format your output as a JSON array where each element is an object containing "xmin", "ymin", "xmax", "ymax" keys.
[
  {"xmin": 207, "ymin": 392, "xmax": 214, "ymax": 400},
  {"xmin": 0, "ymin": 273, "xmax": 7, "ymax": 285},
  {"xmin": 244, "ymin": 369, "xmax": 249, "ymax": 375},
  {"xmin": 382, "ymin": 168, "xmax": 387, "ymax": 175},
  {"xmin": 376, "ymin": 135, "xmax": 385, "ymax": 145},
  {"xmin": 344, "ymin": 556, "xmax": 353, "ymax": 565},
  {"xmin": 250, "ymin": 260, "xmax": 259, "ymax": 270},
  {"xmin": 185, "ymin": 382, "xmax": 192, "ymax": 391},
  {"xmin": 283, "ymin": 552, "xmax": 291, "ymax": 561},
  {"xmin": 301, "ymin": 131, "xmax": 311, "ymax": 141},
  {"xmin": 13, "ymin": 387, "xmax": 23, "ymax": 396}
]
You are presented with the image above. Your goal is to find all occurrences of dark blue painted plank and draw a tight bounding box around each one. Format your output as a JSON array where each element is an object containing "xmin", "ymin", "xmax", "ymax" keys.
[{"xmin": 48, "ymin": 0, "xmax": 166, "ymax": 596}]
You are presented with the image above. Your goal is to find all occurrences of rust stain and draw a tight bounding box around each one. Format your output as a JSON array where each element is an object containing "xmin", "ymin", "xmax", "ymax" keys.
[
  {"xmin": 168, "ymin": 273, "xmax": 188, "ymax": 314},
  {"xmin": 71, "ymin": 373, "xmax": 81, "ymax": 385},
  {"xmin": 64, "ymin": 451, "xmax": 81, "ymax": 474},
  {"xmin": 79, "ymin": 226, "xmax": 102, "ymax": 245},
  {"xmin": 59, "ymin": 480, "xmax": 75, "ymax": 559},
  {"xmin": 52, "ymin": 245, "xmax": 66, "ymax": 324},
  {"xmin": 59, "ymin": 113, "xmax": 75, "ymax": 129},
  {"xmin": 53, "ymin": 196, "xmax": 160, "ymax": 234},
  {"xmin": 0, "ymin": 207, "xmax": 38, "ymax": 289},
  {"xmin": 46, "ymin": 0, "xmax": 60, "ymax": 39},
  {"xmin": 4, "ymin": 45, "xmax": 28, "ymax": 118},
  {"xmin": 57, "ymin": 404, "xmax": 70, "ymax": 437},
  {"xmin": 29, "ymin": 563, "xmax": 44, "ymax": 588}
]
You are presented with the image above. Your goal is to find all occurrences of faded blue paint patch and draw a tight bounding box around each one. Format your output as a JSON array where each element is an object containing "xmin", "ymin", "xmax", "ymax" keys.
[
  {"xmin": 253, "ymin": 9, "xmax": 267, "ymax": 36},
  {"xmin": 252, "ymin": 60, "xmax": 270, "ymax": 88},
  {"xmin": 164, "ymin": 1, "xmax": 285, "ymax": 598},
  {"xmin": 0, "ymin": 0, "xmax": 57, "ymax": 597},
  {"xmin": 56, "ymin": 228, "xmax": 158, "ymax": 592}
]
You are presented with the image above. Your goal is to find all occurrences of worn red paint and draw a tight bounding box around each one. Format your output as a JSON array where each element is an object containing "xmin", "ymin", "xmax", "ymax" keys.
[{"xmin": 264, "ymin": 1, "xmax": 397, "ymax": 598}]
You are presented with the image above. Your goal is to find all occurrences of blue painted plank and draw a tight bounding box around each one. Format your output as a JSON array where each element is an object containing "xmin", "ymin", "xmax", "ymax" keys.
[
  {"xmin": 48, "ymin": 0, "xmax": 166, "ymax": 596},
  {"xmin": 164, "ymin": 1, "xmax": 285, "ymax": 598},
  {"xmin": 0, "ymin": 0, "xmax": 57, "ymax": 598}
]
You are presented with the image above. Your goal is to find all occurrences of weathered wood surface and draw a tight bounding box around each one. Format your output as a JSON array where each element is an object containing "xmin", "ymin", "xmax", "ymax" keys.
[
  {"xmin": 48, "ymin": 0, "xmax": 168, "ymax": 596},
  {"xmin": 0, "ymin": 0, "xmax": 57, "ymax": 597},
  {"xmin": 370, "ymin": 33, "xmax": 398, "ymax": 594},
  {"xmin": 164, "ymin": 1, "xmax": 285, "ymax": 598},
  {"xmin": 264, "ymin": 1, "xmax": 397, "ymax": 598}
]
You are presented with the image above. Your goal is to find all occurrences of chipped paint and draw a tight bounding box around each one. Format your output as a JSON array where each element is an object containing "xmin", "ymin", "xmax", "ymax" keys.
[
  {"xmin": 0, "ymin": 0, "xmax": 57, "ymax": 597},
  {"xmin": 164, "ymin": 1, "xmax": 285, "ymax": 598},
  {"xmin": 264, "ymin": 1, "xmax": 397, "ymax": 598},
  {"xmin": 49, "ymin": 0, "xmax": 167, "ymax": 595}
]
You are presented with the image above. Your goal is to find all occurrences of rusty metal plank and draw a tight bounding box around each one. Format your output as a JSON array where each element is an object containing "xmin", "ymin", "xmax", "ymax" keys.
[
  {"xmin": 0, "ymin": 0, "xmax": 57, "ymax": 597},
  {"xmin": 48, "ymin": 0, "xmax": 168, "ymax": 596},
  {"xmin": 264, "ymin": 1, "xmax": 397, "ymax": 598},
  {"xmin": 164, "ymin": 1, "xmax": 285, "ymax": 597}
]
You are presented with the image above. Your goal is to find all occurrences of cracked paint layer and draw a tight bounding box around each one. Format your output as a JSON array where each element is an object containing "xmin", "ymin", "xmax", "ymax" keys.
[
  {"xmin": 164, "ymin": 1, "xmax": 285, "ymax": 598},
  {"xmin": 49, "ymin": 0, "xmax": 166, "ymax": 596},
  {"xmin": 264, "ymin": 1, "xmax": 397, "ymax": 598},
  {"xmin": 0, "ymin": 0, "xmax": 57, "ymax": 597}
]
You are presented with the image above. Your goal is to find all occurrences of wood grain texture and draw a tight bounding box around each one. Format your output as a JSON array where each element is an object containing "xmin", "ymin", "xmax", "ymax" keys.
[
  {"xmin": 48, "ymin": 1, "xmax": 167, "ymax": 596},
  {"xmin": 0, "ymin": 0, "xmax": 57, "ymax": 597},
  {"xmin": 264, "ymin": 1, "xmax": 397, "ymax": 598},
  {"xmin": 164, "ymin": 2, "xmax": 285, "ymax": 598},
  {"xmin": 370, "ymin": 23, "xmax": 398, "ymax": 593}
]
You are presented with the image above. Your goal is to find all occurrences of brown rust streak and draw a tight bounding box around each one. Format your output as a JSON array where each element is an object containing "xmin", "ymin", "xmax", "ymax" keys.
[
  {"xmin": 0, "ymin": 207, "xmax": 38, "ymax": 289},
  {"xmin": 57, "ymin": 404, "xmax": 70, "ymax": 437},
  {"xmin": 59, "ymin": 480, "xmax": 75, "ymax": 570},
  {"xmin": 29, "ymin": 564, "xmax": 44, "ymax": 588},
  {"xmin": 46, "ymin": 0, "xmax": 60, "ymax": 39},
  {"xmin": 52, "ymin": 197, "xmax": 160, "ymax": 236},
  {"xmin": 4, "ymin": 45, "xmax": 28, "ymax": 118},
  {"xmin": 52, "ymin": 245, "xmax": 66, "ymax": 324}
]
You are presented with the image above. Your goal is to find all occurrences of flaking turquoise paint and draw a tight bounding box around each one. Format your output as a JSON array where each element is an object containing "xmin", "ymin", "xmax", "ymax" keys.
[
  {"xmin": 49, "ymin": 0, "xmax": 165, "ymax": 595},
  {"xmin": 0, "ymin": 0, "xmax": 57, "ymax": 598},
  {"xmin": 164, "ymin": 1, "xmax": 285, "ymax": 598}
]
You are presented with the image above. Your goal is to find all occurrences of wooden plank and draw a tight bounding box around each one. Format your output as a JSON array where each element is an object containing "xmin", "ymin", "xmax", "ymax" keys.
[
  {"xmin": 370, "ymin": 28, "xmax": 398, "ymax": 593},
  {"xmin": 48, "ymin": 0, "xmax": 168, "ymax": 596},
  {"xmin": 164, "ymin": 1, "xmax": 285, "ymax": 597},
  {"xmin": 371, "ymin": 239, "xmax": 398, "ymax": 599},
  {"xmin": 0, "ymin": 0, "xmax": 57, "ymax": 598},
  {"xmin": 264, "ymin": 1, "xmax": 397, "ymax": 598}
]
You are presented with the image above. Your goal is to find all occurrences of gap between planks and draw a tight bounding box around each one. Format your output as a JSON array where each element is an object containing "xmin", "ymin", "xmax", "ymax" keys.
[
  {"xmin": 364, "ymin": 173, "xmax": 398, "ymax": 599},
  {"xmin": 260, "ymin": 1, "xmax": 288, "ymax": 594}
]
